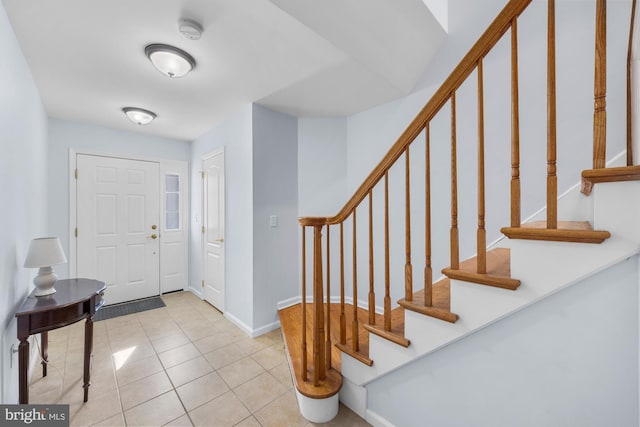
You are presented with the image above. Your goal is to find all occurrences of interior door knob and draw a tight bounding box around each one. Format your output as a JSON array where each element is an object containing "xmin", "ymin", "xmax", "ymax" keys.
[
  {"xmin": 151, "ymin": 225, "xmax": 157, "ymax": 230},
  {"xmin": 151, "ymin": 234, "xmax": 158, "ymax": 239},
  {"xmin": 215, "ymin": 238, "xmax": 224, "ymax": 243}
]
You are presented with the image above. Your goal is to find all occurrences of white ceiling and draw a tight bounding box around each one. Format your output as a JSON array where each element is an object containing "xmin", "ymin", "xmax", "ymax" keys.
[{"xmin": 3, "ymin": 0, "xmax": 446, "ymax": 141}]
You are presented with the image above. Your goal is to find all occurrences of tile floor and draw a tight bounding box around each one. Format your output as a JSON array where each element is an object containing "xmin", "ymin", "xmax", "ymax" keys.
[{"xmin": 28, "ymin": 291, "xmax": 370, "ymax": 427}]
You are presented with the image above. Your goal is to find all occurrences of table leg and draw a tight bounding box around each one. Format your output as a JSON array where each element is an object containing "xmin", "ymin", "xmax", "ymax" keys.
[
  {"xmin": 18, "ymin": 338, "xmax": 29, "ymax": 404},
  {"xmin": 83, "ymin": 316, "xmax": 94, "ymax": 402},
  {"xmin": 41, "ymin": 331, "xmax": 48, "ymax": 377}
]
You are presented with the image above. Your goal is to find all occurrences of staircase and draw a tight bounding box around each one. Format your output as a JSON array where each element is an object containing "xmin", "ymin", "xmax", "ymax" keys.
[{"xmin": 279, "ymin": 0, "xmax": 640, "ymax": 424}]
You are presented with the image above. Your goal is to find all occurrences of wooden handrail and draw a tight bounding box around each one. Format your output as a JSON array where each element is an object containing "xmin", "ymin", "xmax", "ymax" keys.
[{"xmin": 298, "ymin": 0, "xmax": 532, "ymax": 227}]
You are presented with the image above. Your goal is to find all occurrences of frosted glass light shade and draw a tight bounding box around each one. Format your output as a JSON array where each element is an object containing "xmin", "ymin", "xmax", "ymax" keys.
[
  {"xmin": 123, "ymin": 107, "xmax": 157, "ymax": 125},
  {"xmin": 145, "ymin": 44, "xmax": 196, "ymax": 78},
  {"xmin": 24, "ymin": 237, "xmax": 67, "ymax": 297},
  {"xmin": 24, "ymin": 237, "xmax": 67, "ymax": 268}
]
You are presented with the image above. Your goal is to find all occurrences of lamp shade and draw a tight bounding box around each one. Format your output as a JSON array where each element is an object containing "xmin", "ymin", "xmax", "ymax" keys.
[
  {"xmin": 24, "ymin": 237, "xmax": 67, "ymax": 268},
  {"xmin": 145, "ymin": 44, "xmax": 196, "ymax": 78}
]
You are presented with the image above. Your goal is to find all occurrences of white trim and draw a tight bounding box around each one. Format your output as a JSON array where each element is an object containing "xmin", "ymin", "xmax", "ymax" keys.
[
  {"xmin": 69, "ymin": 148, "xmax": 77, "ymax": 276},
  {"xmin": 278, "ymin": 295, "xmax": 384, "ymax": 315},
  {"xmin": 188, "ymin": 286, "xmax": 203, "ymax": 300},
  {"xmin": 224, "ymin": 312, "xmax": 252, "ymax": 337},
  {"xmin": 252, "ymin": 320, "xmax": 281, "ymax": 337},
  {"xmin": 277, "ymin": 296, "xmax": 301, "ymax": 310},
  {"xmin": 365, "ymin": 408, "xmax": 396, "ymax": 427}
]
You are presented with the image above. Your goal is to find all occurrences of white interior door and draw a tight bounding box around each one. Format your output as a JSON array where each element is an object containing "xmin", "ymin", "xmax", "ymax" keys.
[
  {"xmin": 203, "ymin": 151, "xmax": 225, "ymax": 311},
  {"xmin": 76, "ymin": 154, "xmax": 160, "ymax": 305}
]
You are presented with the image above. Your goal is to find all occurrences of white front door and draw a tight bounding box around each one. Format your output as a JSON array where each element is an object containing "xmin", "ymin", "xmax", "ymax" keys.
[
  {"xmin": 203, "ymin": 151, "xmax": 225, "ymax": 311},
  {"xmin": 76, "ymin": 154, "xmax": 160, "ymax": 305}
]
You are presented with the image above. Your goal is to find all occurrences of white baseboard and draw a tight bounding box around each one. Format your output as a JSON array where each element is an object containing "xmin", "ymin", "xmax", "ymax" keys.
[
  {"xmin": 277, "ymin": 295, "xmax": 384, "ymax": 315},
  {"xmin": 224, "ymin": 312, "xmax": 253, "ymax": 337},
  {"xmin": 252, "ymin": 320, "xmax": 281, "ymax": 338},
  {"xmin": 188, "ymin": 286, "xmax": 203, "ymax": 299},
  {"xmin": 366, "ymin": 408, "xmax": 395, "ymax": 427}
]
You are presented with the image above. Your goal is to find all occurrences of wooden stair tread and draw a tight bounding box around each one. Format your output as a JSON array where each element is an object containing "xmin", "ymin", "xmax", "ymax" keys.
[
  {"xmin": 501, "ymin": 221, "xmax": 610, "ymax": 244},
  {"xmin": 581, "ymin": 166, "xmax": 640, "ymax": 195},
  {"xmin": 279, "ymin": 301, "xmax": 382, "ymax": 397},
  {"xmin": 398, "ymin": 279, "xmax": 459, "ymax": 323},
  {"xmin": 363, "ymin": 306, "xmax": 410, "ymax": 347},
  {"xmin": 442, "ymin": 247, "xmax": 520, "ymax": 290}
]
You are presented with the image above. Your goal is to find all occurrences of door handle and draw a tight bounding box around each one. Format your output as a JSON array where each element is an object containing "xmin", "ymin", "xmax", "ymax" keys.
[
  {"xmin": 151, "ymin": 225, "xmax": 157, "ymax": 230},
  {"xmin": 215, "ymin": 238, "xmax": 224, "ymax": 243},
  {"xmin": 150, "ymin": 234, "xmax": 158, "ymax": 240}
]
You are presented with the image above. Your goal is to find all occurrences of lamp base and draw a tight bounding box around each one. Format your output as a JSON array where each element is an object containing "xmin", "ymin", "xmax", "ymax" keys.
[{"xmin": 33, "ymin": 266, "xmax": 57, "ymax": 297}]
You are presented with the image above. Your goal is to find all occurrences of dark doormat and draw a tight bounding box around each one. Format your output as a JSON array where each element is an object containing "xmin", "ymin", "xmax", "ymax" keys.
[{"xmin": 94, "ymin": 296, "xmax": 166, "ymax": 321}]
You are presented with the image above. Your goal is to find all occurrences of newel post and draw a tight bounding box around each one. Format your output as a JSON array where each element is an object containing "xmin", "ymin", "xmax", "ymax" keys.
[{"xmin": 312, "ymin": 225, "xmax": 326, "ymax": 385}]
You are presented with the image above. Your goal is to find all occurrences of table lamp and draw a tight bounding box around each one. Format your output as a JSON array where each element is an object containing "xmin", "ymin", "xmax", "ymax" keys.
[{"xmin": 24, "ymin": 237, "xmax": 68, "ymax": 296}]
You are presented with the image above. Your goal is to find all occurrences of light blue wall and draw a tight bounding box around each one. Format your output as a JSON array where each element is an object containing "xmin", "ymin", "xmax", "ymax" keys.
[
  {"xmin": 190, "ymin": 105, "xmax": 254, "ymax": 329},
  {"xmin": 47, "ymin": 118, "xmax": 190, "ymax": 279},
  {"xmin": 0, "ymin": 2, "xmax": 48, "ymax": 403},
  {"xmin": 252, "ymin": 104, "xmax": 298, "ymax": 330}
]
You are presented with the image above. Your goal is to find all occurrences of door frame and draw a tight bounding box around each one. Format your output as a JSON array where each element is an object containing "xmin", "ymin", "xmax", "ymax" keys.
[
  {"xmin": 69, "ymin": 149, "xmax": 189, "ymax": 294},
  {"xmin": 201, "ymin": 148, "xmax": 226, "ymax": 311}
]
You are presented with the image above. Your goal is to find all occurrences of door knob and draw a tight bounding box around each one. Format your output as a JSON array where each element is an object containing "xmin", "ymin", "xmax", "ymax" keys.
[
  {"xmin": 215, "ymin": 238, "xmax": 224, "ymax": 243},
  {"xmin": 151, "ymin": 234, "xmax": 158, "ymax": 239},
  {"xmin": 151, "ymin": 225, "xmax": 157, "ymax": 230}
]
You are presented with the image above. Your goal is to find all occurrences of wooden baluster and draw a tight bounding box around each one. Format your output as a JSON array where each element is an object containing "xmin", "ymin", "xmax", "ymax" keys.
[
  {"xmin": 628, "ymin": 0, "xmax": 637, "ymax": 166},
  {"xmin": 477, "ymin": 59, "xmax": 487, "ymax": 274},
  {"xmin": 547, "ymin": 0, "xmax": 558, "ymax": 229},
  {"xmin": 352, "ymin": 210, "xmax": 359, "ymax": 352},
  {"xmin": 593, "ymin": 0, "xmax": 607, "ymax": 169},
  {"xmin": 451, "ymin": 92, "xmax": 460, "ymax": 269},
  {"xmin": 340, "ymin": 222, "xmax": 346, "ymax": 345},
  {"xmin": 325, "ymin": 225, "xmax": 331, "ymax": 370},
  {"xmin": 384, "ymin": 172, "xmax": 391, "ymax": 331},
  {"xmin": 424, "ymin": 124, "xmax": 433, "ymax": 307},
  {"xmin": 313, "ymin": 225, "xmax": 325, "ymax": 385},
  {"xmin": 301, "ymin": 226, "xmax": 307, "ymax": 381},
  {"xmin": 511, "ymin": 17, "xmax": 521, "ymax": 228},
  {"xmin": 368, "ymin": 191, "xmax": 375, "ymax": 325},
  {"xmin": 405, "ymin": 147, "xmax": 413, "ymax": 301}
]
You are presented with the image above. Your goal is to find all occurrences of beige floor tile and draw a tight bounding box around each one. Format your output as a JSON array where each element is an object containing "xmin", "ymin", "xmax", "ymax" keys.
[
  {"xmin": 124, "ymin": 390, "xmax": 185, "ymax": 427},
  {"xmin": 110, "ymin": 340, "xmax": 156, "ymax": 364},
  {"xmin": 188, "ymin": 391, "xmax": 250, "ymax": 427},
  {"xmin": 180, "ymin": 320, "xmax": 220, "ymax": 342},
  {"xmin": 166, "ymin": 356, "xmax": 213, "ymax": 387},
  {"xmin": 269, "ymin": 362, "xmax": 294, "ymax": 389},
  {"xmin": 152, "ymin": 331, "xmax": 191, "ymax": 354},
  {"xmin": 218, "ymin": 357, "xmax": 266, "ymax": 388},
  {"xmin": 158, "ymin": 342, "xmax": 201, "ymax": 369},
  {"xmin": 119, "ymin": 370, "xmax": 173, "ymax": 410},
  {"xmin": 254, "ymin": 391, "xmax": 307, "ymax": 427},
  {"xmin": 233, "ymin": 372, "xmax": 288, "ymax": 412},
  {"xmin": 305, "ymin": 403, "xmax": 372, "ymax": 426},
  {"xmin": 115, "ymin": 354, "xmax": 163, "ymax": 386},
  {"xmin": 235, "ymin": 416, "xmax": 262, "ymax": 427},
  {"xmin": 163, "ymin": 414, "xmax": 194, "ymax": 426},
  {"xmin": 176, "ymin": 372, "xmax": 229, "ymax": 411},
  {"xmin": 234, "ymin": 337, "xmax": 270, "ymax": 355},
  {"xmin": 193, "ymin": 331, "xmax": 233, "ymax": 354},
  {"xmin": 251, "ymin": 345, "xmax": 286, "ymax": 370},
  {"xmin": 204, "ymin": 342, "xmax": 250, "ymax": 370},
  {"xmin": 68, "ymin": 388, "xmax": 122, "ymax": 427},
  {"xmin": 91, "ymin": 412, "xmax": 125, "ymax": 426}
]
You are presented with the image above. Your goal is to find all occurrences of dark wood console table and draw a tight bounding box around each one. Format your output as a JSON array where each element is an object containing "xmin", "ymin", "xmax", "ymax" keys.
[{"xmin": 15, "ymin": 278, "xmax": 105, "ymax": 404}]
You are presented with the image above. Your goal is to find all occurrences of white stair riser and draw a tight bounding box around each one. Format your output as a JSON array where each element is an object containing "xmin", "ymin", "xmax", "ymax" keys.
[{"xmin": 593, "ymin": 181, "xmax": 640, "ymax": 243}]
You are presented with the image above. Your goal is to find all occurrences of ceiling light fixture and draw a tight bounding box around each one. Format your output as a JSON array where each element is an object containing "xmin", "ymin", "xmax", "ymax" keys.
[
  {"xmin": 145, "ymin": 44, "xmax": 196, "ymax": 78},
  {"xmin": 122, "ymin": 107, "xmax": 157, "ymax": 125}
]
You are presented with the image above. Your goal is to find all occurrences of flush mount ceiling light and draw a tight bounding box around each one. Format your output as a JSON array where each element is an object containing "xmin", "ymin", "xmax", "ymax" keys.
[
  {"xmin": 122, "ymin": 107, "xmax": 157, "ymax": 125},
  {"xmin": 145, "ymin": 44, "xmax": 196, "ymax": 78}
]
